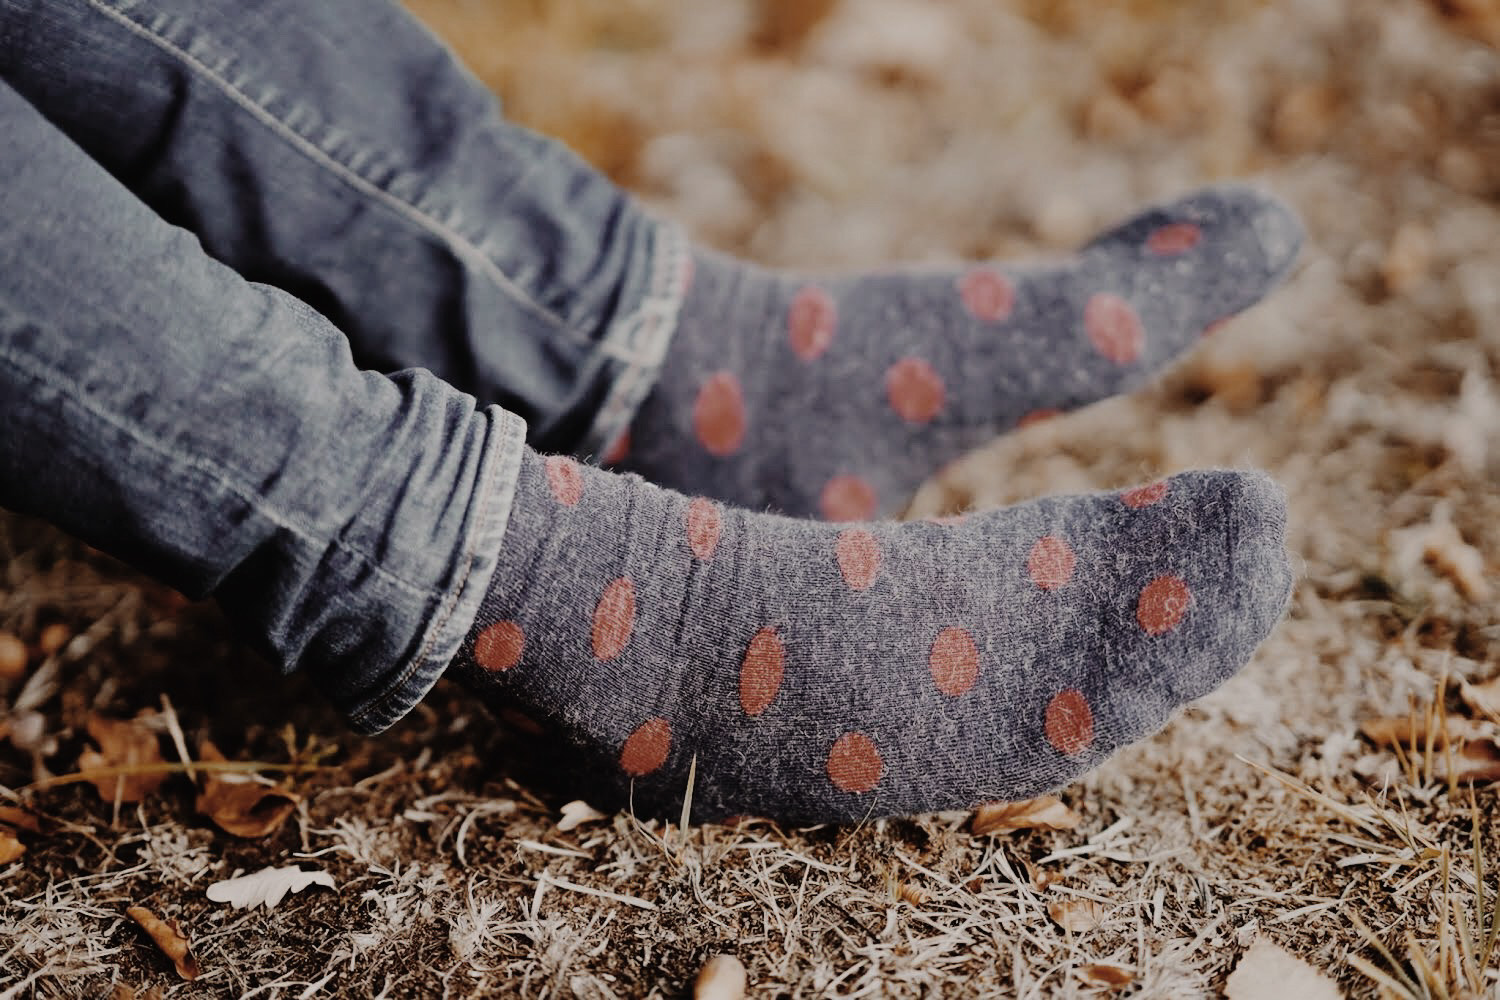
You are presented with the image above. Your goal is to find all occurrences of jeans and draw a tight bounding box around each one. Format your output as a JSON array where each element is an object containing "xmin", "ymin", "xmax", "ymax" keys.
[{"xmin": 0, "ymin": 0, "xmax": 688, "ymax": 731}]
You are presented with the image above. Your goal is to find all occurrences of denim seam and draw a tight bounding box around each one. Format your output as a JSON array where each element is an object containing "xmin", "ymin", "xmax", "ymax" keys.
[
  {"xmin": 0, "ymin": 343, "xmax": 436, "ymax": 601},
  {"xmin": 349, "ymin": 406, "xmax": 526, "ymax": 731},
  {"xmin": 579, "ymin": 222, "xmax": 691, "ymax": 455},
  {"xmin": 83, "ymin": 0, "xmax": 569, "ymax": 336}
]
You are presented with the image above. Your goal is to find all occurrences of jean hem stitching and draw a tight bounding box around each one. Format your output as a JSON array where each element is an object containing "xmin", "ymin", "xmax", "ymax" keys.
[
  {"xmin": 578, "ymin": 222, "xmax": 690, "ymax": 456},
  {"xmin": 347, "ymin": 406, "xmax": 526, "ymax": 733}
]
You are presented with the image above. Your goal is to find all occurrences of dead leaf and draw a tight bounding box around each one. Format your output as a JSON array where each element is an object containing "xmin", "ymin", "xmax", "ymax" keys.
[
  {"xmin": 1224, "ymin": 939, "xmax": 1342, "ymax": 1000},
  {"xmin": 1081, "ymin": 964, "xmax": 1134, "ymax": 989},
  {"xmin": 78, "ymin": 714, "xmax": 167, "ymax": 804},
  {"xmin": 1441, "ymin": 739, "xmax": 1500, "ymax": 783},
  {"xmin": 126, "ymin": 905, "xmax": 199, "ymax": 981},
  {"xmin": 108, "ymin": 986, "xmax": 163, "ymax": 1000},
  {"xmin": 0, "ymin": 829, "xmax": 24, "ymax": 864},
  {"xmin": 1460, "ymin": 676, "xmax": 1500, "ymax": 719},
  {"xmin": 557, "ymin": 799, "xmax": 608, "ymax": 832},
  {"xmin": 0, "ymin": 805, "xmax": 42, "ymax": 834},
  {"xmin": 205, "ymin": 865, "xmax": 336, "ymax": 910},
  {"xmin": 972, "ymin": 796, "xmax": 1081, "ymax": 835},
  {"xmin": 195, "ymin": 738, "xmax": 300, "ymax": 838},
  {"xmin": 0, "ymin": 631, "xmax": 25, "ymax": 681},
  {"xmin": 1047, "ymin": 899, "xmax": 1107, "ymax": 932},
  {"xmin": 1359, "ymin": 714, "xmax": 1497, "ymax": 750},
  {"xmin": 694, "ymin": 953, "xmax": 747, "ymax": 1000}
]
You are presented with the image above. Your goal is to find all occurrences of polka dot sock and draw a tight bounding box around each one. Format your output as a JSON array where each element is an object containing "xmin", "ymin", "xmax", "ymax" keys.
[
  {"xmin": 611, "ymin": 184, "xmax": 1303, "ymax": 519},
  {"xmin": 452, "ymin": 447, "xmax": 1292, "ymax": 822}
]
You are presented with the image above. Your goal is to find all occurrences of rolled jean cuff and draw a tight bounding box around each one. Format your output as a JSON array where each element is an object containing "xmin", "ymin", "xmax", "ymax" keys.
[
  {"xmin": 346, "ymin": 405, "xmax": 527, "ymax": 734},
  {"xmin": 576, "ymin": 221, "xmax": 692, "ymax": 459}
]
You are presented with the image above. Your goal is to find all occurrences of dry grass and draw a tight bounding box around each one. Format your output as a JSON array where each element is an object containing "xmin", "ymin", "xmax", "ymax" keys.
[{"xmin": 6, "ymin": 0, "xmax": 1500, "ymax": 996}]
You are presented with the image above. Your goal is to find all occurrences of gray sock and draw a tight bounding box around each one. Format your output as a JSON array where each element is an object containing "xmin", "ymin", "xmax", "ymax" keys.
[
  {"xmin": 609, "ymin": 184, "xmax": 1302, "ymax": 519},
  {"xmin": 453, "ymin": 449, "xmax": 1292, "ymax": 822}
]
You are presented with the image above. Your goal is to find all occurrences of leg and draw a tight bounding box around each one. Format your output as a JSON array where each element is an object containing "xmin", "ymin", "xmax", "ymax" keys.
[
  {"xmin": 0, "ymin": 79, "xmax": 524, "ymax": 733},
  {"xmin": 1, "ymin": 0, "xmax": 1301, "ymax": 519},
  {"xmin": 0, "ymin": 78, "xmax": 1294, "ymax": 821},
  {"xmin": 0, "ymin": 0, "xmax": 684, "ymax": 454}
]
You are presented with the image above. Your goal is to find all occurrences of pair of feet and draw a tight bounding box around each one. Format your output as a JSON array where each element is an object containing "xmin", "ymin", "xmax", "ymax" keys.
[{"xmin": 453, "ymin": 185, "xmax": 1303, "ymax": 823}]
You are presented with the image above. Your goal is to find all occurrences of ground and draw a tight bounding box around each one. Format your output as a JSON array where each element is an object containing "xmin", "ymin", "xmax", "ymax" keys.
[{"xmin": 4, "ymin": 0, "xmax": 1500, "ymax": 996}]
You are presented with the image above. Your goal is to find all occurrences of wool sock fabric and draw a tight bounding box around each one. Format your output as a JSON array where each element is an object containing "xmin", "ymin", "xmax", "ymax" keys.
[
  {"xmin": 451, "ymin": 448, "xmax": 1293, "ymax": 823},
  {"xmin": 609, "ymin": 185, "xmax": 1302, "ymax": 519}
]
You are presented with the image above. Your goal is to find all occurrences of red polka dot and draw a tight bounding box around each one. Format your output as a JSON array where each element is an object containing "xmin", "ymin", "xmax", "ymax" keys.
[
  {"xmin": 826, "ymin": 732, "xmax": 883, "ymax": 793},
  {"xmin": 1018, "ymin": 409, "xmax": 1062, "ymax": 429},
  {"xmin": 835, "ymin": 529, "xmax": 882, "ymax": 590},
  {"xmin": 693, "ymin": 372, "xmax": 747, "ymax": 457},
  {"xmin": 820, "ymin": 476, "xmax": 878, "ymax": 522},
  {"xmin": 1027, "ymin": 536, "xmax": 1076, "ymax": 590},
  {"xmin": 545, "ymin": 456, "xmax": 584, "ymax": 506},
  {"xmin": 885, "ymin": 358, "xmax": 946, "ymax": 424},
  {"xmin": 592, "ymin": 578, "xmax": 636, "ymax": 660},
  {"xmin": 788, "ymin": 285, "xmax": 837, "ymax": 361},
  {"xmin": 1085, "ymin": 293, "xmax": 1145, "ymax": 365},
  {"xmin": 474, "ymin": 621, "xmax": 525, "ymax": 671},
  {"xmin": 739, "ymin": 627, "xmax": 784, "ymax": 716},
  {"xmin": 620, "ymin": 718, "xmax": 671, "ymax": 776},
  {"xmin": 686, "ymin": 498, "xmax": 722, "ymax": 561},
  {"xmin": 1137, "ymin": 575, "xmax": 1191, "ymax": 635},
  {"xmin": 929, "ymin": 627, "xmax": 980, "ymax": 696},
  {"xmin": 1145, "ymin": 222, "xmax": 1202, "ymax": 256},
  {"xmin": 1045, "ymin": 689, "xmax": 1094, "ymax": 755},
  {"xmin": 958, "ymin": 268, "xmax": 1016, "ymax": 322},
  {"xmin": 602, "ymin": 430, "xmax": 630, "ymax": 465},
  {"xmin": 1120, "ymin": 480, "xmax": 1169, "ymax": 509}
]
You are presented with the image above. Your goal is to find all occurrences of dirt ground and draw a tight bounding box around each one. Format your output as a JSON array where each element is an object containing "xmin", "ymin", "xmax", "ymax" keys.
[{"xmin": 5, "ymin": 0, "xmax": 1500, "ymax": 996}]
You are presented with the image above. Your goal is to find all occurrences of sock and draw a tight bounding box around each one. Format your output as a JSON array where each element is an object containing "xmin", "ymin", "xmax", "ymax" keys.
[
  {"xmin": 452, "ymin": 448, "xmax": 1292, "ymax": 823},
  {"xmin": 609, "ymin": 184, "xmax": 1302, "ymax": 519}
]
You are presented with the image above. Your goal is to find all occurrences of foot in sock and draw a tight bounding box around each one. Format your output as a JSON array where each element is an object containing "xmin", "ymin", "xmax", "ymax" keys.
[
  {"xmin": 451, "ymin": 449, "xmax": 1292, "ymax": 823},
  {"xmin": 609, "ymin": 184, "xmax": 1302, "ymax": 519}
]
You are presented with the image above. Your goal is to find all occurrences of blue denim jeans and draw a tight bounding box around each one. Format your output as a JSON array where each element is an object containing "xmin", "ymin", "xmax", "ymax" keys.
[{"xmin": 0, "ymin": 0, "xmax": 688, "ymax": 731}]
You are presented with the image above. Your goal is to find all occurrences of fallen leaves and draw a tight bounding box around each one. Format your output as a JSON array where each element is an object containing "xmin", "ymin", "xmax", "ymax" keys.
[
  {"xmin": 1046, "ymin": 898, "xmax": 1107, "ymax": 932},
  {"xmin": 557, "ymin": 799, "xmax": 608, "ymax": 832},
  {"xmin": 1361, "ymin": 692, "xmax": 1500, "ymax": 784},
  {"xmin": 127, "ymin": 904, "xmax": 200, "ymax": 980},
  {"xmin": 206, "ymin": 866, "xmax": 336, "ymax": 911},
  {"xmin": 78, "ymin": 713, "xmax": 167, "ymax": 804},
  {"xmin": 0, "ymin": 630, "xmax": 25, "ymax": 681},
  {"xmin": 971, "ymin": 796, "xmax": 1082, "ymax": 835},
  {"xmin": 1224, "ymin": 939, "xmax": 1341, "ymax": 1000},
  {"xmin": 195, "ymin": 739, "xmax": 300, "ymax": 838},
  {"xmin": 0, "ymin": 829, "xmax": 23, "ymax": 864},
  {"xmin": 694, "ymin": 954, "xmax": 747, "ymax": 1000},
  {"xmin": 1080, "ymin": 964, "xmax": 1134, "ymax": 989}
]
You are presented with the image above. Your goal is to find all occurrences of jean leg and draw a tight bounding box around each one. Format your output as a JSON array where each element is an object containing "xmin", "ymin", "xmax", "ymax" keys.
[
  {"xmin": 0, "ymin": 0, "xmax": 688, "ymax": 455},
  {"xmin": 0, "ymin": 80, "xmax": 526, "ymax": 733}
]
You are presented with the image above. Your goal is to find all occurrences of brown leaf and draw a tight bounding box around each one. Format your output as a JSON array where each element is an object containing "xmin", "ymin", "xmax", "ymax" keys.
[
  {"xmin": 126, "ymin": 905, "xmax": 200, "ymax": 981},
  {"xmin": 0, "ymin": 805, "xmax": 43, "ymax": 834},
  {"xmin": 1047, "ymin": 899, "xmax": 1108, "ymax": 932},
  {"xmin": 972, "ymin": 796, "xmax": 1082, "ymax": 835},
  {"xmin": 109, "ymin": 984, "xmax": 164, "ymax": 1000},
  {"xmin": 0, "ymin": 829, "xmax": 24, "ymax": 864},
  {"xmin": 0, "ymin": 631, "xmax": 25, "ymax": 681},
  {"xmin": 78, "ymin": 714, "xmax": 166, "ymax": 804},
  {"xmin": 195, "ymin": 738, "xmax": 299, "ymax": 838},
  {"xmin": 1081, "ymin": 964, "xmax": 1134, "ymax": 989},
  {"xmin": 1443, "ymin": 738, "xmax": 1500, "ymax": 783},
  {"xmin": 1460, "ymin": 676, "xmax": 1500, "ymax": 719},
  {"xmin": 1359, "ymin": 714, "xmax": 1497, "ymax": 750}
]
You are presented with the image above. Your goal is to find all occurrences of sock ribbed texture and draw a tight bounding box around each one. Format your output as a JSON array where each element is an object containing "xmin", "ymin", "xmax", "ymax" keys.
[
  {"xmin": 452, "ymin": 448, "xmax": 1293, "ymax": 822},
  {"xmin": 609, "ymin": 184, "xmax": 1303, "ymax": 519}
]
